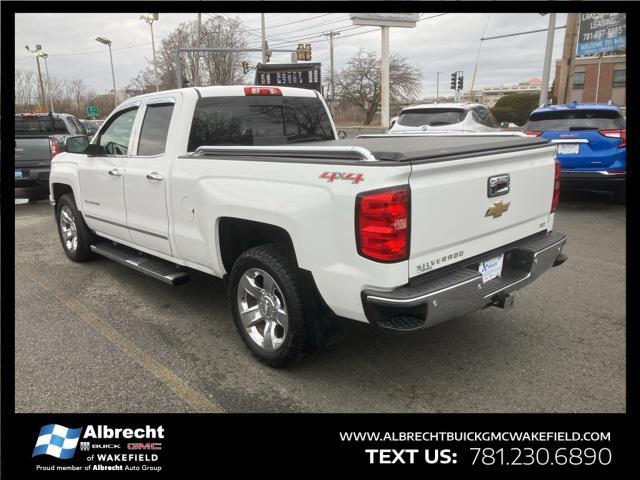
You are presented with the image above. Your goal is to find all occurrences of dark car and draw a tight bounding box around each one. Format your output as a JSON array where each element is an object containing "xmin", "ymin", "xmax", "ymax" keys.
[
  {"xmin": 524, "ymin": 102, "xmax": 626, "ymax": 203},
  {"xmin": 14, "ymin": 112, "xmax": 88, "ymax": 200}
]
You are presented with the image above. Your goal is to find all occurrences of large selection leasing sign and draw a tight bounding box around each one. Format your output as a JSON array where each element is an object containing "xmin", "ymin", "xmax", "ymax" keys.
[{"xmin": 576, "ymin": 13, "xmax": 626, "ymax": 57}]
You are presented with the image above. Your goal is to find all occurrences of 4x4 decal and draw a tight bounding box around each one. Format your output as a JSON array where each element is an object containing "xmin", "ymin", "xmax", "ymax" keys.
[{"xmin": 319, "ymin": 171, "xmax": 364, "ymax": 184}]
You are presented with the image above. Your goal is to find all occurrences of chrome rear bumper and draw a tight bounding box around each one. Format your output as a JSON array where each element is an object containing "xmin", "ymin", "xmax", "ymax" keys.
[{"xmin": 362, "ymin": 231, "xmax": 568, "ymax": 331}]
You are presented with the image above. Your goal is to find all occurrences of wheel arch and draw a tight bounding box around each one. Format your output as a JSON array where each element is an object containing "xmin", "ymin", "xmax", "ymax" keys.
[{"xmin": 217, "ymin": 217, "xmax": 297, "ymax": 274}]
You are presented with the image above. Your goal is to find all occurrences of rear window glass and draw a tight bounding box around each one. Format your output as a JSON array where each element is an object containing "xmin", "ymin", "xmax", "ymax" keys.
[
  {"xmin": 15, "ymin": 116, "xmax": 68, "ymax": 135},
  {"xmin": 137, "ymin": 103, "xmax": 174, "ymax": 156},
  {"xmin": 397, "ymin": 108, "xmax": 467, "ymax": 127},
  {"xmin": 525, "ymin": 109, "xmax": 625, "ymax": 131},
  {"xmin": 187, "ymin": 96, "xmax": 334, "ymax": 151}
]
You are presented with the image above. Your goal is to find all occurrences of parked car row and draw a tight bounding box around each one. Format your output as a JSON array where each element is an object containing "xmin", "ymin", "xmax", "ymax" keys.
[{"xmin": 387, "ymin": 101, "xmax": 626, "ymax": 203}]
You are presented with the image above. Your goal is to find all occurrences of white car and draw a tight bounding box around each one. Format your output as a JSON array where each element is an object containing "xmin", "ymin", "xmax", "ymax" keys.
[
  {"xmin": 50, "ymin": 85, "xmax": 567, "ymax": 367},
  {"xmin": 389, "ymin": 103, "xmax": 501, "ymax": 134}
]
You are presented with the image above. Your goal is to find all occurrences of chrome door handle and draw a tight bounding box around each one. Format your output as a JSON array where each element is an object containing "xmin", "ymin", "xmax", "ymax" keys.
[
  {"xmin": 146, "ymin": 172, "xmax": 164, "ymax": 181},
  {"xmin": 108, "ymin": 168, "xmax": 122, "ymax": 176}
]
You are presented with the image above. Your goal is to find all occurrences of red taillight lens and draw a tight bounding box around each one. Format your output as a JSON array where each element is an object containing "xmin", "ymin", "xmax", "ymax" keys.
[
  {"xmin": 244, "ymin": 86, "xmax": 283, "ymax": 96},
  {"xmin": 600, "ymin": 129, "xmax": 626, "ymax": 148},
  {"xmin": 524, "ymin": 130, "xmax": 542, "ymax": 137},
  {"xmin": 356, "ymin": 187, "xmax": 409, "ymax": 262},
  {"xmin": 49, "ymin": 138, "xmax": 61, "ymax": 158},
  {"xmin": 551, "ymin": 160, "xmax": 561, "ymax": 213}
]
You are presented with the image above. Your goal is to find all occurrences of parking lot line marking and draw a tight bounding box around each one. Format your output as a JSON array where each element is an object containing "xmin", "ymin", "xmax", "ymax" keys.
[{"xmin": 34, "ymin": 277, "xmax": 224, "ymax": 413}]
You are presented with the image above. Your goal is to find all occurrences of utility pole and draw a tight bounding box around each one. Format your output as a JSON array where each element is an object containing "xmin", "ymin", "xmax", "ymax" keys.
[
  {"xmin": 261, "ymin": 13, "xmax": 267, "ymax": 64},
  {"xmin": 381, "ymin": 26, "xmax": 390, "ymax": 131},
  {"xmin": 436, "ymin": 71, "xmax": 441, "ymax": 102},
  {"xmin": 539, "ymin": 12, "xmax": 556, "ymax": 106},
  {"xmin": 322, "ymin": 31, "xmax": 340, "ymax": 113},
  {"xmin": 26, "ymin": 45, "xmax": 47, "ymax": 110},
  {"xmin": 41, "ymin": 53, "xmax": 55, "ymax": 113}
]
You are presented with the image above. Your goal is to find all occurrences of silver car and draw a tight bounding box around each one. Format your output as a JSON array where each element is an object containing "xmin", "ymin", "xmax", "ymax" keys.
[{"xmin": 389, "ymin": 102, "xmax": 501, "ymax": 134}]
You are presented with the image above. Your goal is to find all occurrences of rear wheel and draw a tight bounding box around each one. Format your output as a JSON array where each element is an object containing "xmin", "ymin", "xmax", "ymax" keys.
[
  {"xmin": 229, "ymin": 244, "xmax": 314, "ymax": 367},
  {"xmin": 56, "ymin": 193, "xmax": 96, "ymax": 262}
]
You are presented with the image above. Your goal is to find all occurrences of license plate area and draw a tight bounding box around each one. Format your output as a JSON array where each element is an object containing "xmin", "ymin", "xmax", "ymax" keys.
[
  {"xmin": 15, "ymin": 169, "xmax": 23, "ymax": 178},
  {"xmin": 478, "ymin": 254, "xmax": 504, "ymax": 283},
  {"xmin": 557, "ymin": 143, "xmax": 580, "ymax": 155}
]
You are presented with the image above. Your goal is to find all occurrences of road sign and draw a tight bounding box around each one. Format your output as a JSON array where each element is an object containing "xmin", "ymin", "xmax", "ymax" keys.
[
  {"xmin": 86, "ymin": 105, "xmax": 100, "ymax": 117},
  {"xmin": 576, "ymin": 13, "xmax": 626, "ymax": 57},
  {"xmin": 349, "ymin": 13, "xmax": 420, "ymax": 28}
]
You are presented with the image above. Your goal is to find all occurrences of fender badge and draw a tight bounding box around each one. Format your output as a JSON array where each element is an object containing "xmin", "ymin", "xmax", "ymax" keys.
[{"xmin": 485, "ymin": 201, "xmax": 510, "ymax": 218}]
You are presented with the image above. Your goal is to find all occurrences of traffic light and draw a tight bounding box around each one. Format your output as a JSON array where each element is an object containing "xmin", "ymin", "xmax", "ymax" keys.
[
  {"xmin": 296, "ymin": 43, "xmax": 312, "ymax": 61},
  {"xmin": 457, "ymin": 72, "xmax": 464, "ymax": 91},
  {"xmin": 450, "ymin": 72, "xmax": 457, "ymax": 90},
  {"xmin": 242, "ymin": 61, "xmax": 250, "ymax": 75}
]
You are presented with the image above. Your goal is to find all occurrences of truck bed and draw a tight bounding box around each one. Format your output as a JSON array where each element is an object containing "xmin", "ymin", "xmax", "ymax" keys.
[
  {"xmin": 190, "ymin": 135, "xmax": 550, "ymax": 164},
  {"xmin": 301, "ymin": 135, "xmax": 549, "ymax": 162}
]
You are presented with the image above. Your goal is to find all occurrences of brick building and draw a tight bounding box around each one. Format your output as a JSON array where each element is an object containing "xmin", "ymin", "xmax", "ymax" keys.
[{"xmin": 554, "ymin": 13, "xmax": 626, "ymax": 106}]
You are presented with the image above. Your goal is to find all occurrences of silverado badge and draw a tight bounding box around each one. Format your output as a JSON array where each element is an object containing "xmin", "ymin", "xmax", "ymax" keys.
[{"xmin": 485, "ymin": 201, "xmax": 510, "ymax": 218}]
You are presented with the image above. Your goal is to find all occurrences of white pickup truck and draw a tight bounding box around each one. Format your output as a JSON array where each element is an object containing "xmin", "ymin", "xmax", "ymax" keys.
[{"xmin": 50, "ymin": 85, "xmax": 567, "ymax": 367}]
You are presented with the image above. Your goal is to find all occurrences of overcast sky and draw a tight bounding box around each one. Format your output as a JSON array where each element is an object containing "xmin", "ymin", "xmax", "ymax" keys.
[{"xmin": 15, "ymin": 12, "xmax": 568, "ymax": 99}]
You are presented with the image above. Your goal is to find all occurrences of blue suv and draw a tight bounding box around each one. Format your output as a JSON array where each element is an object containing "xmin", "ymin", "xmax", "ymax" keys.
[{"xmin": 523, "ymin": 102, "xmax": 626, "ymax": 203}]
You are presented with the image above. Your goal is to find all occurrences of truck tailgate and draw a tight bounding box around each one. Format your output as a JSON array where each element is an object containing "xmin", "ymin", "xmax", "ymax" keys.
[
  {"xmin": 408, "ymin": 144, "xmax": 557, "ymax": 278},
  {"xmin": 15, "ymin": 136, "xmax": 52, "ymax": 167}
]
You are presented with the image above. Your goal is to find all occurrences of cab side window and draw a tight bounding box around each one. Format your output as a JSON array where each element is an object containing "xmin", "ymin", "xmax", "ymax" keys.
[
  {"xmin": 137, "ymin": 103, "xmax": 174, "ymax": 156},
  {"xmin": 98, "ymin": 108, "xmax": 139, "ymax": 155}
]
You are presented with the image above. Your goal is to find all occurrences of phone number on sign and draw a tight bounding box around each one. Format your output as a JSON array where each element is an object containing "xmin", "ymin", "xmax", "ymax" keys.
[{"xmin": 470, "ymin": 447, "xmax": 612, "ymax": 466}]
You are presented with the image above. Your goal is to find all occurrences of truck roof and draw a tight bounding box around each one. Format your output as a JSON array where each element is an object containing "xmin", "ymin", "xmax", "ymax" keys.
[{"xmin": 122, "ymin": 85, "xmax": 318, "ymax": 104}]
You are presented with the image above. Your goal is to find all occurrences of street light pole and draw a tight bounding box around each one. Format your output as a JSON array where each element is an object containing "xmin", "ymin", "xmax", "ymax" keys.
[
  {"xmin": 96, "ymin": 37, "xmax": 118, "ymax": 107},
  {"xmin": 381, "ymin": 26, "xmax": 390, "ymax": 131},
  {"xmin": 436, "ymin": 71, "xmax": 441, "ymax": 102},
  {"xmin": 141, "ymin": 14, "xmax": 160, "ymax": 91},
  {"xmin": 539, "ymin": 12, "xmax": 556, "ymax": 106}
]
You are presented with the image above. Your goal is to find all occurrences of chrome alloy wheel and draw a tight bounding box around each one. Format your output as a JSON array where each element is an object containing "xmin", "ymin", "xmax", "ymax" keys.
[
  {"xmin": 236, "ymin": 268, "xmax": 289, "ymax": 351},
  {"xmin": 59, "ymin": 205, "xmax": 78, "ymax": 253}
]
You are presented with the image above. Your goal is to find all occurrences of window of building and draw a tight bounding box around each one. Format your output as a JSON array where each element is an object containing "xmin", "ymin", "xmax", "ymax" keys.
[
  {"xmin": 573, "ymin": 71, "xmax": 585, "ymax": 90},
  {"xmin": 612, "ymin": 69, "xmax": 625, "ymax": 88}
]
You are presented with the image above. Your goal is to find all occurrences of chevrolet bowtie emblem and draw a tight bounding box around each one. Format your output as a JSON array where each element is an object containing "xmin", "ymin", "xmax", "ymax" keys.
[{"xmin": 485, "ymin": 201, "xmax": 510, "ymax": 218}]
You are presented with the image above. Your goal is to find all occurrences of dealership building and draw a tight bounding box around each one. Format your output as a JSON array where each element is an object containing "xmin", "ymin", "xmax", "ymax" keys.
[{"xmin": 553, "ymin": 13, "xmax": 626, "ymax": 106}]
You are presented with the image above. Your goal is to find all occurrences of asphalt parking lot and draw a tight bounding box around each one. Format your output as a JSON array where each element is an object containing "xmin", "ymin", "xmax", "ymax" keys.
[{"xmin": 14, "ymin": 191, "xmax": 625, "ymax": 413}]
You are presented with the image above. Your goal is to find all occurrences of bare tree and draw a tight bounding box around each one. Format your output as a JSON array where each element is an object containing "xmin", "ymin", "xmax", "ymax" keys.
[
  {"xmin": 336, "ymin": 49, "xmax": 422, "ymax": 125},
  {"xmin": 130, "ymin": 14, "xmax": 248, "ymax": 92},
  {"xmin": 15, "ymin": 70, "xmax": 98, "ymax": 117}
]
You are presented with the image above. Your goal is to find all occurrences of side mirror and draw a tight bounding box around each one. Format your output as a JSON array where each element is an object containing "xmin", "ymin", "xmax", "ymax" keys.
[
  {"xmin": 499, "ymin": 122, "xmax": 509, "ymax": 129},
  {"xmin": 65, "ymin": 136, "xmax": 90, "ymax": 153},
  {"xmin": 337, "ymin": 130, "xmax": 347, "ymax": 139}
]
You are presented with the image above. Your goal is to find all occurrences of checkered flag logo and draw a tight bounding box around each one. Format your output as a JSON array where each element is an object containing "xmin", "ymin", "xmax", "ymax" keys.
[{"xmin": 32, "ymin": 424, "xmax": 83, "ymax": 459}]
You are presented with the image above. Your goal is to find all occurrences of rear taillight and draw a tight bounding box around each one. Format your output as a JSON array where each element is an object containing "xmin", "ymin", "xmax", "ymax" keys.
[
  {"xmin": 356, "ymin": 186, "xmax": 409, "ymax": 262},
  {"xmin": 244, "ymin": 86, "xmax": 283, "ymax": 96},
  {"xmin": 600, "ymin": 129, "xmax": 626, "ymax": 148},
  {"xmin": 49, "ymin": 138, "xmax": 60, "ymax": 158},
  {"xmin": 524, "ymin": 130, "xmax": 542, "ymax": 137},
  {"xmin": 551, "ymin": 160, "xmax": 561, "ymax": 213}
]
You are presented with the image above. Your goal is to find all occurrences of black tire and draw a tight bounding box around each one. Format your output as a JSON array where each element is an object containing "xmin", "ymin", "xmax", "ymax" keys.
[
  {"xmin": 228, "ymin": 244, "xmax": 314, "ymax": 367},
  {"xmin": 55, "ymin": 193, "xmax": 96, "ymax": 262}
]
